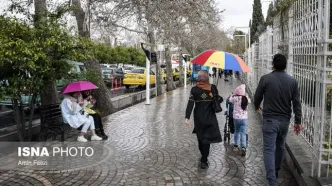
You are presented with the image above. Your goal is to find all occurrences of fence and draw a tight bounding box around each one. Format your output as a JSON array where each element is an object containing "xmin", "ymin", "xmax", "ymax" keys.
[{"xmin": 242, "ymin": 0, "xmax": 332, "ymax": 178}]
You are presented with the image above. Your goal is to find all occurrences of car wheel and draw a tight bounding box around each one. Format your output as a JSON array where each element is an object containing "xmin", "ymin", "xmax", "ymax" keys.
[{"xmin": 125, "ymin": 85, "xmax": 130, "ymax": 89}]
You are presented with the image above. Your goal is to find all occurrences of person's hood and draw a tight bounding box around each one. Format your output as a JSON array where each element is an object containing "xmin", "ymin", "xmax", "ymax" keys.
[{"xmin": 235, "ymin": 84, "xmax": 246, "ymax": 96}]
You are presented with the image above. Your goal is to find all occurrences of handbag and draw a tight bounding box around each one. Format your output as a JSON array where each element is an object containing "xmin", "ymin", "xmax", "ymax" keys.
[{"xmin": 211, "ymin": 85, "xmax": 223, "ymax": 113}]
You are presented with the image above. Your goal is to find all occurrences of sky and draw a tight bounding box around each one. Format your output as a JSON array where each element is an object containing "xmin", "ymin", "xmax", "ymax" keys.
[{"xmin": 218, "ymin": 0, "xmax": 271, "ymax": 33}]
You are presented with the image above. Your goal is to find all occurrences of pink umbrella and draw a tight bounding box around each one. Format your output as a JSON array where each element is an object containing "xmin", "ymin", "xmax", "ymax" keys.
[{"xmin": 60, "ymin": 81, "xmax": 98, "ymax": 94}]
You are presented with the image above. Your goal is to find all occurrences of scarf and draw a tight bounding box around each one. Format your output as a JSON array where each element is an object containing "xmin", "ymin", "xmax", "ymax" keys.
[
  {"xmin": 197, "ymin": 81, "xmax": 211, "ymax": 91},
  {"xmin": 64, "ymin": 94, "xmax": 79, "ymax": 111}
]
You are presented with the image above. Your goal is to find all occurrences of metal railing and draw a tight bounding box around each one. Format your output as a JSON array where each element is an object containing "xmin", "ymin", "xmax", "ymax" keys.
[{"xmin": 242, "ymin": 0, "xmax": 332, "ymax": 178}]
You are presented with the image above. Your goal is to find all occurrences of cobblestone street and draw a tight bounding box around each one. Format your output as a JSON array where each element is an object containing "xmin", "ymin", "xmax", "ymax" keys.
[{"xmin": 0, "ymin": 78, "xmax": 297, "ymax": 186}]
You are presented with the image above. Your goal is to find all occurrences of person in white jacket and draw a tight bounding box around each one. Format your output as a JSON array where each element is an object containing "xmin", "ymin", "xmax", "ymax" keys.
[{"xmin": 60, "ymin": 91, "xmax": 102, "ymax": 142}]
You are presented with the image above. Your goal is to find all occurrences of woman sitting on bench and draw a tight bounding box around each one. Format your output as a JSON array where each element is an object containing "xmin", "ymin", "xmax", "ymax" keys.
[
  {"xmin": 60, "ymin": 91, "xmax": 103, "ymax": 142},
  {"xmin": 80, "ymin": 90, "xmax": 108, "ymax": 140}
]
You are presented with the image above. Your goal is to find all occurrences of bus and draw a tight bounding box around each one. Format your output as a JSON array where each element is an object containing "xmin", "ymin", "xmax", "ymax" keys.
[{"xmin": 191, "ymin": 63, "xmax": 209, "ymax": 82}]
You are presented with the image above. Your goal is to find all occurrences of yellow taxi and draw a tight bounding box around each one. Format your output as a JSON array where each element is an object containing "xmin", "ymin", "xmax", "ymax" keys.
[
  {"xmin": 173, "ymin": 67, "xmax": 180, "ymax": 80},
  {"xmin": 161, "ymin": 69, "xmax": 167, "ymax": 81},
  {"xmin": 187, "ymin": 67, "xmax": 192, "ymax": 76},
  {"xmin": 123, "ymin": 68, "xmax": 156, "ymax": 89}
]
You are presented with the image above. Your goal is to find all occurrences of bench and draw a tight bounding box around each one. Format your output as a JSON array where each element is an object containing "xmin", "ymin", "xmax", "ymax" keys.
[{"xmin": 39, "ymin": 104, "xmax": 71, "ymax": 141}]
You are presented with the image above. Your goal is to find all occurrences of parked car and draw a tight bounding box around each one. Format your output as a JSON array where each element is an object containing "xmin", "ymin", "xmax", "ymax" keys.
[
  {"xmin": 161, "ymin": 69, "xmax": 167, "ymax": 82},
  {"xmin": 101, "ymin": 68, "xmax": 125, "ymax": 85},
  {"xmin": 123, "ymin": 66, "xmax": 134, "ymax": 74},
  {"xmin": 173, "ymin": 67, "xmax": 180, "ymax": 80},
  {"xmin": 123, "ymin": 68, "xmax": 156, "ymax": 89},
  {"xmin": 0, "ymin": 60, "xmax": 85, "ymax": 112}
]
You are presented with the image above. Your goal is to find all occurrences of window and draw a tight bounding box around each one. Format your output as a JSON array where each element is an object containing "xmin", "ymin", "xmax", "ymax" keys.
[
  {"xmin": 79, "ymin": 65, "xmax": 86, "ymax": 72},
  {"xmin": 102, "ymin": 69, "xmax": 113, "ymax": 74},
  {"xmin": 116, "ymin": 69, "xmax": 123, "ymax": 74},
  {"xmin": 150, "ymin": 70, "xmax": 155, "ymax": 75},
  {"xmin": 130, "ymin": 69, "xmax": 145, "ymax": 74},
  {"xmin": 125, "ymin": 67, "xmax": 133, "ymax": 70}
]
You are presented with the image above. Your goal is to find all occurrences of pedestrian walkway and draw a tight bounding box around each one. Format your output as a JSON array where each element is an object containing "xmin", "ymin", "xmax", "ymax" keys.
[{"xmin": 0, "ymin": 77, "xmax": 297, "ymax": 186}]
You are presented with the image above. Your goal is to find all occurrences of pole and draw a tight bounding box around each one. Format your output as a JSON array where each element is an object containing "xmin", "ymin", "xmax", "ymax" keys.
[
  {"xmin": 146, "ymin": 57, "xmax": 150, "ymax": 105},
  {"xmin": 245, "ymin": 35, "xmax": 247, "ymax": 53},
  {"xmin": 248, "ymin": 27, "xmax": 251, "ymax": 67},
  {"xmin": 184, "ymin": 56, "xmax": 187, "ymax": 87}
]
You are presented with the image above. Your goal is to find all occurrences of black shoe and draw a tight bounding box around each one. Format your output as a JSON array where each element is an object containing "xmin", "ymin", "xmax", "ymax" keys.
[
  {"xmin": 200, "ymin": 162, "xmax": 209, "ymax": 169},
  {"xmin": 276, "ymin": 169, "xmax": 280, "ymax": 179},
  {"xmin": 233, "ymin": 144, "xmax": 238, "ymax": 148},
  {"xmin": 101, "ymin": 134, "xmax": 108, "ymax": 140},
  {"xmin": 241, "ymin": 147, "xmax": 246, "ymax": 156},
  {"xmin": 100, "ymin": 131, "xmax": 108, "ymax": 140}
]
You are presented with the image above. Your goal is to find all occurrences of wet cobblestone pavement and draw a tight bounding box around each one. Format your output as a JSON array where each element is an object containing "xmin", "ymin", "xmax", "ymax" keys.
[{"xmin": 0, "ymin": 78, "xmax": 297, "ymax": 186}]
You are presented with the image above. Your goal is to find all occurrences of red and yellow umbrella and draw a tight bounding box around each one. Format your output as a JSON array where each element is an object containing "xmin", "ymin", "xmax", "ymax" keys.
[{"xmin": 191, "ymin": 50, "xmax": 251, "ymax": 72}]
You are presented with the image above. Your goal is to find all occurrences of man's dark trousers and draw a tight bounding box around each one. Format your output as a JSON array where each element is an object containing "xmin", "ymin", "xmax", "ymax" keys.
[{"xmin": 262, "ymin": 118, "xmax": 289, "ymax": 186}]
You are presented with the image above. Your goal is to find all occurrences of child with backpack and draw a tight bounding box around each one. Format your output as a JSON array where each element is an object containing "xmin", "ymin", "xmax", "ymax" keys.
[{"xmin": 229, "ymin": 84, "xmax": 251, "ymax": 156}]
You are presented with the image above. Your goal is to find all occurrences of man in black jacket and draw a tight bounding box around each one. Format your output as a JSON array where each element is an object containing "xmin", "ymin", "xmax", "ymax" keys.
[{"xmin": 254, "ymin": 54, "xmax": 302, "ymax": 186}]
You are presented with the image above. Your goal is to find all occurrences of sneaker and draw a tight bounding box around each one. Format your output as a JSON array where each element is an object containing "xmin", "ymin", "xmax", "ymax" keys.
[
  {"xmin": 233, "ymin": 144, "xmax": 238, "ymax": 148},
  {"xmin": 200, "ymin": 162, "xmax": 209, "ymax": 169},
  {"xmin": 241, "ymin": 147, "xmax": 246, "ymax": 156},
  {"xmin": 77, "ymin": 136, "xmax": 88, "ymax": 142},
  {"xmin": 91, "ymin": 135, "xmax": 102, "ymax": 141}
]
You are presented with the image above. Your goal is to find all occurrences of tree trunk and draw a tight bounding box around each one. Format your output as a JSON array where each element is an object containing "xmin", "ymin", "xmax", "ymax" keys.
[
  {"xmin": 178, "ymin": 48, "xmax": 183, "ymax": 87},
  {"xmin": 13, "ymin": 99, "xmax": 25, "ymax": 141},
  {"xmin": 34, "ymin": 0, "xmax": 47, "ymax": 26},
  {"xmin": 73, "ymin": 0, "xmax": 116, "ymax": 116},
  {"xmin": 165, "ymin": 45, "xmax": 176, "ymax": 91},
  {"xmin": 85, "ymin": 59, "xmax": 116, "ymax": 116},
  {"xmin": 34, "ymin": 0, "xmax": 60, "ymax": 106},
  {"xmin": 28, "ymin": 94, "xmax": 37, "ymax": 141},
  {"xmin": 72, "ymin": 0, "xmax": 90, "ymax": 37},
  {"xmin": 40, "ymin": 80, "xmax": 59, "ymax": 105}
]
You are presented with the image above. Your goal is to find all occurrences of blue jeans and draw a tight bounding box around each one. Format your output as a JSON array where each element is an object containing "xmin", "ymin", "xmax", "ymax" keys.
[
  {"xmin": 262, "ymin": 118, "xmax": 289, "ymax": 186},
  {"xmin": 233, "ymin": 119, "xmax": 247, "ymax": 147}
]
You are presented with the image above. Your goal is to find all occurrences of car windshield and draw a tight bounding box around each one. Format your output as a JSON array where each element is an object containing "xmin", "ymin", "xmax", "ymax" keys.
[
  {"xmin": 102, "ymin": 69, "xmax": 113, "ymax": 73},
  {"xmin": 130, "ymin": 69, "xmax": 144, "ymax": 74},
  {"xmin": 125, "ymin": 67, "xmax": 133, "ymax": 70}
]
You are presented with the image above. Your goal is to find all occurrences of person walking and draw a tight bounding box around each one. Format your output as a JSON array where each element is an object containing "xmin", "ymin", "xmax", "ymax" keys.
[
  {"xmin": 224, "ymin": 70, "xmax": 229, "ymax": 81},
  {"xmin": 185, "ymin": 70, "xmax": 223, "ymax": 169},
  {"xmin": 212, "ymin": 67, "xmax": 217, "ymax": 78},
  {"xmin": 254, "ymin": 54, "xmax": 302, "ymax": 186},
  {"xmin": 229, "ymin": 84, "xmax": 250, "ymax": 156},
  {"xmin": 218, "ymin": 69, "xmax": 223, "ymax": 79}
]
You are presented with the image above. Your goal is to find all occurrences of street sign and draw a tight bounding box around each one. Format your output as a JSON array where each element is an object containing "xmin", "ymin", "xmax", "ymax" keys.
[{"xmin": 141, "ymin": 43, "xmax": 157, "ymax": 63}]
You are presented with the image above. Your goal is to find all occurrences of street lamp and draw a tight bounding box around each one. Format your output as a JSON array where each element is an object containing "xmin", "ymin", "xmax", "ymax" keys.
[
  {"xmin": 235, "ymin": 27, "xmax": 251, "ymax": 66},
  {"xmin": 141, "ymin": 42, "xmax": 156, "ymax": 105},
  {"xmin": 234, "ymin": 35, "xmax": 247, "ymax": 55}
]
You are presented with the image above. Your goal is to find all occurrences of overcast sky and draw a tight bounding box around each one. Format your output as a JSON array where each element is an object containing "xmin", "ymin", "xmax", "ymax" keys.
[
  {"xmin": 0, "ymin": 0, "xmax": 271, "ymax": 41},
  {"xmin": 218, "ymin": 0, "xmax": 270, "ymax": 33}
]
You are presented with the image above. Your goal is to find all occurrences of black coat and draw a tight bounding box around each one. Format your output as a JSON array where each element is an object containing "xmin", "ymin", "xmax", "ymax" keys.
[{"xmin": 185, "ymin": 84, "xmax": 222, "ymax": 144}]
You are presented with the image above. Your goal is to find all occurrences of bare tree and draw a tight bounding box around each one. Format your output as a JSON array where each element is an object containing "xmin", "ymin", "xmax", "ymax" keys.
[
  {"xmin": 71, "ymin": 0, "xmax": 116, "ymax": 116},
  {"xmin": 90, "ymin": 0, "xmax": 224, "ymax": 91}
]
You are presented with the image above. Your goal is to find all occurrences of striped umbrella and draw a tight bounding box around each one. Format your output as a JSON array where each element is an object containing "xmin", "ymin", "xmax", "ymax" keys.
[{"xmin": 191, "ymin": 50, "xmax": 251, "ymax": 72}]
